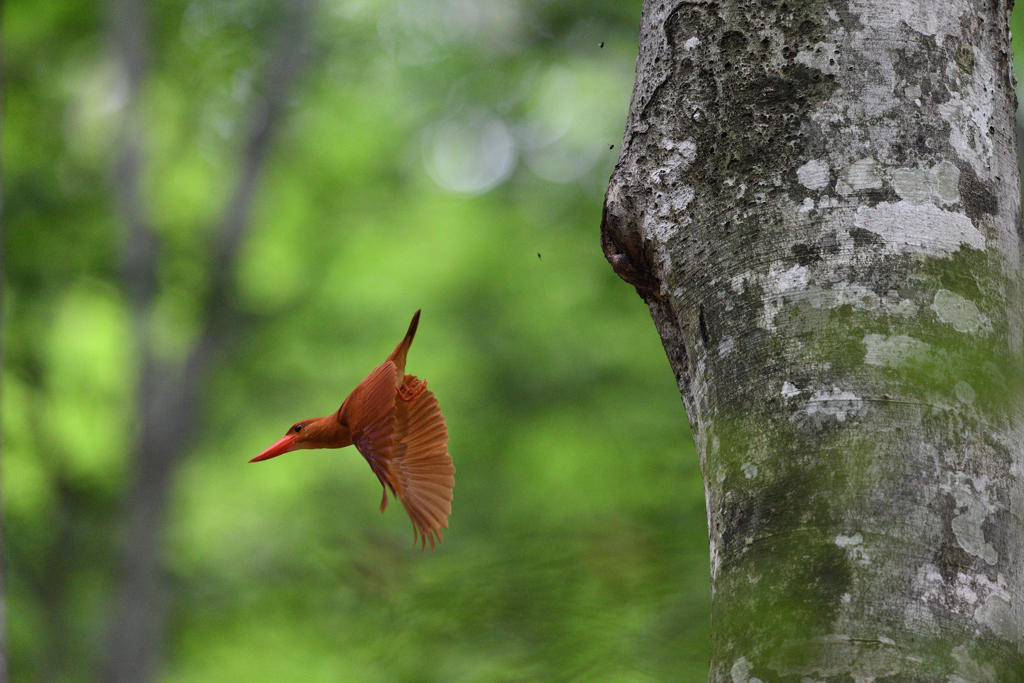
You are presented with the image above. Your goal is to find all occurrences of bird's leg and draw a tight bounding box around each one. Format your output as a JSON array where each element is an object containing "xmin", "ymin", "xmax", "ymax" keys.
[{"xmin": 398, "ymin": 377, "xmax": 427, "ymax": 402}]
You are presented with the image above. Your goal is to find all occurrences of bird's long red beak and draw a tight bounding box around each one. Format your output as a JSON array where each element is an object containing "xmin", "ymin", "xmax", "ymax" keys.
[{"xmin": 250, "ymin": 434, "xmax": 297, "ymax": 463}]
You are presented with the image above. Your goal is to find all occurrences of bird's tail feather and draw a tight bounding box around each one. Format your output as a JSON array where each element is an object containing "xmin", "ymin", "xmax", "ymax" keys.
[{"xmin": 387, "ymin": 309, "xmax": 420, "ymax": 376}]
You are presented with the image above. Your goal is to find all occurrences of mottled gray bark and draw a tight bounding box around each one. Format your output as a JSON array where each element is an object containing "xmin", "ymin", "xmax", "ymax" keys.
[
  {"xmin": 604, "ymin": 0, "xmax": 1024, "ymax": 679},
  {"xmin": 102, "ymin": 0, "xmax": 315, "ymax": 681}
]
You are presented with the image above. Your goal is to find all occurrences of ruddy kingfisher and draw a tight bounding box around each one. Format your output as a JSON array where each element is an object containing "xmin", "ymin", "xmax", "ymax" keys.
[{"xmin": 250, "ymin": 310, "xmax": 454, "ymax": 550}]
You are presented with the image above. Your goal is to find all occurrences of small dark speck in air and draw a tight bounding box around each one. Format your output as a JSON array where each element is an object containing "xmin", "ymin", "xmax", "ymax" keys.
[
  {"xmin": 609, "ymin": 144, "xmax": 614, "ymax": 149},
  {"xmin": 537, "ymin": 253, "xmax": 542, "ymax": 259},
  {"xmin": 599, "ymin": 42, "xmax": 605, "ymax": 48}
]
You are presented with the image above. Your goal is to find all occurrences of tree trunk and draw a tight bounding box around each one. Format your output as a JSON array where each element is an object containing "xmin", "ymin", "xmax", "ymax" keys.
[
  {"xmin": 603, "ymin": 0, "xmax": 1024, "ymax": 678},
  {"xmin": 102, "ymin": 0, "xmax": 314, "ymax": 680}
]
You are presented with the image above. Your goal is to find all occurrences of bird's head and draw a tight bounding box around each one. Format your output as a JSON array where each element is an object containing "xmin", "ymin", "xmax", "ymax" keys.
[{"xmin": 250, "ymin": 418, "xmax": 339, "ymax": 462}]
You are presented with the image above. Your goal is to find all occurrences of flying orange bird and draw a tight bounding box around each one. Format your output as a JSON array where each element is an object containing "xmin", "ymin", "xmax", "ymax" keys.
[{"xmin": 250, "ymin": 310, "xmax": 454, "ymax": 550}]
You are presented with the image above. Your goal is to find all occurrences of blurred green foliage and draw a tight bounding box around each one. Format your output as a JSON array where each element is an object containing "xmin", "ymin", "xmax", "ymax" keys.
[
  {"xmin": 10, "ymin": 1, "xmax": 1024, "ymax": 681},
  {"xmin": 4, "ymin": 0, "xmax": 710, "ymax": 680}
]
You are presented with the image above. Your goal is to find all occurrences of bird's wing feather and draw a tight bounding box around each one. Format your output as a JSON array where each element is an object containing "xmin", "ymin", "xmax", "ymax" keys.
[
  {"xmin": 390, "ymin": 374, "xmax": 454, "ymax": 551},
  {"xmin": 342, "ymin": 363, "xmax": 454, "ymax": 551},
  {"xmin": 343, "ymin": 361, "xmax": 400, "ymax": 510}
]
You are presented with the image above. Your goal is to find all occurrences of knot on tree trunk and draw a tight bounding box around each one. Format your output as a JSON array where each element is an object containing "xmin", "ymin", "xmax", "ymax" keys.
[{"xmin": 601, "ymin": 178, "xmax": 664, "ymax": 303}]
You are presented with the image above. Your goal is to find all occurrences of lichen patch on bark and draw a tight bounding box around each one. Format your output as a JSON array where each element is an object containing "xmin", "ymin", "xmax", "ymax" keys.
[
  {"xmin": 945, "ymin": 474, "xmax": 1003, "ymax": 565},
  {"xmin": 852, "ymin": 201, "xmax": 985, "ymax": 256},
  {"xmin": 729, "ymin": 656, "xmax": 760, "ymax": 683},
  {"xmin": 931, "ymin": 288, "xmax": 992, "ymax": 334},
  {"xmin": 863, "ymin": 333, "xmax": 931, "ymax": 367},
  {"xmin": 849, "ymin": 0, "xmax": 968, "ymax": 48},
  {"xmin": 836, "ymin": 158, "xmax": 883, "ymax": 195},
  {"xmin": 796, "ymin": 159, "xmax": 831, "ymax": 189},
  {"xmin": 835, "ymin": 532, "xmax": 871, "ymax": 565},
  {"xmin": 975, "ymin": 592, "xmax": 1015, "ymax": 640},
  {"xmin": 892, "ymin": 160, "xmax": 961, "ymax": 204}
]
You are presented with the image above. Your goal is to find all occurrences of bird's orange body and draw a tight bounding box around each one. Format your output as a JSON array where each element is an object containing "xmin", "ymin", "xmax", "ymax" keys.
[{"xmin": 250, "ymin": 310, "xmax": 454, "ymax": 550}]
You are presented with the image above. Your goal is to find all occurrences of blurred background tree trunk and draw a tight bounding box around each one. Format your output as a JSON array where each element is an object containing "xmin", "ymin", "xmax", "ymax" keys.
[
  {"xmin": 0, "ymin": 8, "xmax": 9, "ymax": 683},
  {"xmin": 102, "ymin": 0, "xmax": 314, "ymax": 680},
  {"xmin": 604, "ymin": 0, "xmax": 1024, "ymax": 678}
]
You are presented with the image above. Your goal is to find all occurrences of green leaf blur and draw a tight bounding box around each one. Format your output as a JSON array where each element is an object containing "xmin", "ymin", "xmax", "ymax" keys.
[{"xmin": 4, "ymin": 0, "xmax": 710, "ymax": 680}]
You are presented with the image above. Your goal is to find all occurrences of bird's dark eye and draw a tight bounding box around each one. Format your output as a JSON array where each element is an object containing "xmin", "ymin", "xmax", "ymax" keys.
[{"xmin": 293, "ymin": 424, "xmax": 302, "ymax": 433}]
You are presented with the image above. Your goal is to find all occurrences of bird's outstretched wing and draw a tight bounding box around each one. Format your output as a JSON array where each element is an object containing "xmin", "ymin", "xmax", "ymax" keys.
[
  {"xmin": 390, "ymin": 374, "xmax": 454, "ymax": 551},
  {"xmin": 343, "ymin": 364, "xmax": 454, "ymax": 550}
]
